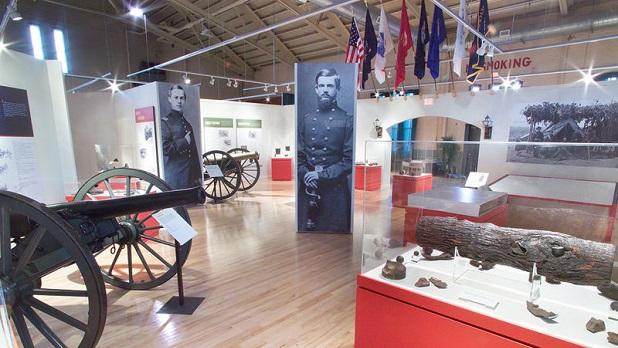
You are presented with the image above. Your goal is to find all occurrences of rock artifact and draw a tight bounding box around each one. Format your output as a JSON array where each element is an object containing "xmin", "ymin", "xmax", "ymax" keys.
[
  {"xmin": 382, "ymin": 256, "xmax": 406, "ymax": 280},
  {"xmin": 470, "ymin": 259, "xmax": 482, "ymax": 268},
  {"xmin": 416, "ymin": 217, "xmax": 615, "ymax": 286},
  {"xmin": 608, "ymin": 332, "xmax": 618, "ymax": 345},
  {"xmin": 429, "ymin": 277, "xmax": 447, "ymax": 289},
  {"xmin": 611, "ymin": 302, "xmax": 618, "ymax": 311},
  {"xmin": 526, "ymin": 301, "xmax": 557, "ymax": 320},
  {"xmin": 480, "ymin": 261, "xmax": 495, "ymax": 270},
  {"xmin": 421, "ymin": 247, "xmax": 453, "ymax": 261},
  {"xmin": 598, "ymin": 283, "xmax": 618, "ymax": 301},
  {"xmin": 586, "ymin": 318, "xmax": 606, "ymax": 333},
  {"xmin": 415, "ymin": 277, "xmax": 430, "ymax": 287}
]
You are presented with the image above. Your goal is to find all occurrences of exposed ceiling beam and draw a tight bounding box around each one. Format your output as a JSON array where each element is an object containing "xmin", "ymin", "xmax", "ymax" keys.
[
  {"xmin": 240, "ymin": 4, "xmax": 298, "ymax": 63},
  {"xmin": 558, "ymin": 0, "xmax": 569, "ymax": 15},
  {"xmin": 169, "ymin": 0, "xmax": 296, "ymax": 66},
  {"xmin": 213, "ymin": 0, "xmax": 250, "ymax": 16},
  {"xmin": 277, "ymin": 0, "xmax": 347, "ymax": 51},
  {"xmin": 158, "ymin": 17, "xmax": 205, "ymax": 37},
  {"xmin": 325, "ymin": 12, "xmax": 348, "ymax": 38}
]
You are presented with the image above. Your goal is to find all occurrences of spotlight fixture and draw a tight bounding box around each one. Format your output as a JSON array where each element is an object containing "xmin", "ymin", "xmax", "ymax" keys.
[
  {"xmin": 274, "ymin": 86, "xmax": 279, "ymax": 93},
  {"xmin": 511, "ymin": 80, "xmax": 523, "ymax": 90},
  {"xmin": 286, "ymin": 84, "xmax": 291, "ymax": 92},
  {"xmin": 9, "ymin": 11, "xmax": 22, "ymax": 21},
  {"xmin": 265, "ymin": 96, "xmax": 271, "ymax": 102},
  {"xmin": 490, "ymin": 84, "xmax": 501, "ymax": 91},
  {"xmin": 108, "ymin": 80, "xmax": 120, "ymax": 93},
  {"xmin": 263, "ymin": 85, "xmax": 268, "ymax": 92},
  {"xmin": 183, "ymin": 74, "xmax": 191, "ymax": 84},
  {"xmin": 129, "ymin": 7, "xmax": 144, "ymax": 17},
  {"xmin": 209, "ymin": 76, "xmax": 215, "ymax": 85},
  {"xmin": 227, "ymin": 79, "xmax": 232, "ymax": 87},
  {"xmin": 469, "ymin": 84, "xmax": 481, "ymax": 93},
  {"xmin": 399, "ymin": 90, "xmax": 405, "ymax": 96},
  {"xmin": 387, "ymin": 70, "xmax": 392, "ymax": 79},
  {"xmin": 233, "ymin": 80, "xmax": 239, "ymax": 88}
]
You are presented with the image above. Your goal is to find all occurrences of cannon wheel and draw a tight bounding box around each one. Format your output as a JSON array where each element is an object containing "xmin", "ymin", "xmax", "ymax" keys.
[
  {"xmin": 227, "ymin": 148, "xmax": 260, "ymax": 191},
  {"xmin": 1, "ymin": 190, "xmax": 106, "ymax": 348},
  {"xmin": 202, "ymin": 150, "xmax": 241, "ymax": 201},
  {"xmin": 73, "ymin": 168, "xmax": 192, "ymax": 290}
]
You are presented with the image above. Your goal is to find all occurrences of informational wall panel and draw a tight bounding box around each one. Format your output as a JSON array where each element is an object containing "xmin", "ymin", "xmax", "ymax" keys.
[
  {"xmin": 203, "ymin": 117, "xmax": 235, "ymax": 152},
  {"xmin": 134, "ymin": 106, "xmax": 159, "ymax": 176},
  {"xmin": 236, "ymin": 118, "xmax": 262, "ymax": 153}
]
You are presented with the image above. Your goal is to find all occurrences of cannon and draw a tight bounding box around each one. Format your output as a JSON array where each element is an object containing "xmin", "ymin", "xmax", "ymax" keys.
[
  {"xmin": 202, "ymin": 148, "xmax": 260, "ymax": 201},
  {"xmin": 1, "ymin": 168, "xmax": 205, "ymax": 347}
]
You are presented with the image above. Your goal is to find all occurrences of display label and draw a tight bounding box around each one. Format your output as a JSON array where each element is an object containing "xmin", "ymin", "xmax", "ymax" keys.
[
  {"xmin": 0, "ymin": 85, "xmax": 34, "ymax": 137},
  {"xmin": 152, "ymin": 209, "xmax": 197, "ymax": 245},
  {"xmin": 236, "ymin": 119, "xmax": 262, "ymax": 128},
  {"xmin": 465, "ymin": 172, "xmax": 489, "ymax": 188},
  {"xmin": 204, "ymin": 164, "xmax": 223, "ymax": 178},
  {"xmin": 204, "ymin": 117, "xmax": 233, "ymax": 128}
]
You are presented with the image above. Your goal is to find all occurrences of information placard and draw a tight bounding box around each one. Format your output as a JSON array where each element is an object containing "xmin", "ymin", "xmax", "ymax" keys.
[{"xmin": 152, "ymin": 209, "xmax": 197, "ymax": 245}]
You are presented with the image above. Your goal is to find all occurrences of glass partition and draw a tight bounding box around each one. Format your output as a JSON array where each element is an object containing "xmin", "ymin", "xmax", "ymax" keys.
[{"xmin": 359, "ymin": 140, "xmax": 618, "ymax": 346}]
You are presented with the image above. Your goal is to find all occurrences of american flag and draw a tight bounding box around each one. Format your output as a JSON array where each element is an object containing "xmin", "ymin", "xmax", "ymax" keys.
[{"xmin": 345, "ymin": 18, "xmax": 365, "ymax": 63}]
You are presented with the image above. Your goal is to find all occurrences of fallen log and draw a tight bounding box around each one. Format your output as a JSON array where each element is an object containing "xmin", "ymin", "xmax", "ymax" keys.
[{"xmin": 416, "ymin": 217, "xmax": 615, "ymax": 287}]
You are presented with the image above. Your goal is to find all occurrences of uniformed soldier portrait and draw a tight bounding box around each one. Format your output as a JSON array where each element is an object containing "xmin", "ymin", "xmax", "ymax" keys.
[
  {"xmin": 159, "ymin": 84, "xmax": 202, "ymax": 190},
  {"xmin": 296, "ymin": 64, "xmax": 356, "ymax": 233}
]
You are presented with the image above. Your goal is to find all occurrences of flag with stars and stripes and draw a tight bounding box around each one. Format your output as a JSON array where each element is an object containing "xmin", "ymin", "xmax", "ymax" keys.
[{"xmin": 345, "ymin": 18, "xmax": 365, "ymax": 64}]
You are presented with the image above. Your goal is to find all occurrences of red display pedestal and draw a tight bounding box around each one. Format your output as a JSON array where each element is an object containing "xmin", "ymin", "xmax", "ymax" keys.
[
  {"xmin": 403, "ymin": 204, "xmax": 507, "ymax": 244},
  {"xmin": 355, "ymin": 274, "xmax": 579, "ymax": 348},
  {"xmin": 355, "ymin": 165, "xmax": 381, "ymax": 191},
  {"xmin": 391, "ymin": 174, "xmax": 433, "ymax": 208},
  {"xmin": 271, "ymin": 157, "xmax": 292, "ymax": 181}
]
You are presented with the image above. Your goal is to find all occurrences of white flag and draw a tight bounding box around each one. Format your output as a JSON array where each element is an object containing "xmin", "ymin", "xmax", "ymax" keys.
[
  {"xmin": 374, "ymin": 7, "xmax": 393, "ymax": 84},
  {"xmin": 453, "ymin": 0, "xmax": 468, "ymax": 77}
]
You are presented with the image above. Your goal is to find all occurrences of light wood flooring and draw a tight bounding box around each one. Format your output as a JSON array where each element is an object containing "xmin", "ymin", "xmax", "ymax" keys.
[{"xmin": 95, "ymin": 179, "xmax": 363, "ymax": 347}]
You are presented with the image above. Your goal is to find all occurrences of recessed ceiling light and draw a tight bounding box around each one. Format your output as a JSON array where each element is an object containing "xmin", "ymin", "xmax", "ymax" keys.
[{"xmin": 129, "ymin": 7, "xmax": 144, "ymax": 17}]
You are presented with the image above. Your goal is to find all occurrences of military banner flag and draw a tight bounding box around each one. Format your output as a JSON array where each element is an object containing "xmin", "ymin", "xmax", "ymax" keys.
[
  {"xmin": 466, "ymin": 0, "xmax": 490, "ymax": 84},
  {"xmin": 413, "ymin": 0, "xmax": 430, "ymax": 80},
  {"xmin": 452, "ymin": 0, "xmax": 468, "ymax": 77},
  {"xmin": 374, "ymin": 7, "xmax": 393, "ymax": 84},
  {"xmin": 395, "ymin": 0, "xmax": 413, "ymax": 88},
  {"xmin": 427, "ymin": 5, "xmax": 446, "ymax": 79},
  {"xmin": 362, "ymin": 9, "xmax": 378, "ymax": 89}
]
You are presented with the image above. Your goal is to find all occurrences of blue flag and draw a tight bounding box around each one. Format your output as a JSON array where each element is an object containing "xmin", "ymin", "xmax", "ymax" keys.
[
  {"xmin": 428, "ymin": 5, "xmax": 446, "ymax": 80},
  {"xmin": 413, "ymin": 0, "xmax": 430, "ymax": 80},
  {"xmin": 362, "ymin": 9, "xmax": 378, "ymax": 89}
]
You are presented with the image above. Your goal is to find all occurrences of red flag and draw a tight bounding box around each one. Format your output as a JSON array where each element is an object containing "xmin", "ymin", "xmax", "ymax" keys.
[{"xmin": 395, "ymin": 0, "xmax": 413, "ymax": 88}]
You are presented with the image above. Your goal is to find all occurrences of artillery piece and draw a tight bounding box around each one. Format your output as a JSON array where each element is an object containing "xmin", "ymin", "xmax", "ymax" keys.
[
  {"xmin": 202, "ymin": 148, "xmax": 260, "ymax": 201},
  {"xmin": 1, "ymin": 168, "xmax": 205, "ymax": 347}
]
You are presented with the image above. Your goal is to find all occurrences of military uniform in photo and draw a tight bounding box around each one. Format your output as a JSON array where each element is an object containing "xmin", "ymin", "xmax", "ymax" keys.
[
  {"xmin": 161, "ymin": 109, "xmax": 201, "ymax": 190},
  {"xmin": 298, "ymin": 100, "xmax": 353, "ymax": 232}
]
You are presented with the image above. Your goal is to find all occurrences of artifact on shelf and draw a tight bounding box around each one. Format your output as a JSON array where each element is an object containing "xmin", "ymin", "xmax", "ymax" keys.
[
  {"xmin": 382, "ymin": 256, "xmax": 406, "ymax": 280},
  {"xmin": 415, "ymin": 277, "xmax": 430, "ymax": 287},
  {"xmin": 470, "ymin": 259, "xmax": 495, "ymax": 270},
  {"xmin": 526, "ymin": 301, "xmax": 558, "ymax": 320},
  {"xmin": 421, "ymin": 247, "xmax": 453, "ymax": 261},
  {"xmin": 611, "ymin": 302, "xmax": 618, "ymax": 311},
  {"xmin": 608, "ymin": 332, "xmax": 618, "ymax": 345},
  {"xmin": 399, "ymin": 160, "xmax": 424, "ymax": 176},
  {"xmin": 586, "ymin": 317, "xmax": 606, "ymax": 333},
  {"xmin": 429, "ymin": 277, "xmax": 447, "ymax": 289},
  {"xmin": 416, "ymin": 217, "xmax": 615, "ymax": 286},
  {"xmin": 598, "ymin": 282, "xmax": 618, "ymax": 301}
]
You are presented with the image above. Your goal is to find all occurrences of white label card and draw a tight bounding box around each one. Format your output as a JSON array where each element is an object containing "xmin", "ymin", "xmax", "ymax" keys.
[
  {"xmin": 204, "ymin": 165, "xmax": 224, "ymax": 178},
  {"xmin": 465, "ymin": 172, "xmax": 489, "ymax": 188},
  {"xmin": 152, "ymin": 209, "xmax": 197, "ymax": 245}
]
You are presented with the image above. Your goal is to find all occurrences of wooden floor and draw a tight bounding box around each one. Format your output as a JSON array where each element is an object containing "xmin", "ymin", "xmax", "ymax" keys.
[{"xmin": 95, "ymin": 179, "xmax": 361, "ymax": 347}]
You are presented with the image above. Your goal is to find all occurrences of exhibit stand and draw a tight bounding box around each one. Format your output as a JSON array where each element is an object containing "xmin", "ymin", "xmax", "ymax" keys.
[
  {"xmin": 355, "ymin": 164, "xmax": 382, "ymax": 191},
  {"xmin": 391, "ymin": 173, "xmax": 433, "ymax": 207},
  {"xmin": 271, "ymin": 157, "xmax": 293, "ymax": 181}
]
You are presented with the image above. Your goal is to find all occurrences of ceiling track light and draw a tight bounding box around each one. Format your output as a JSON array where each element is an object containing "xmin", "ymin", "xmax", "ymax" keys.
[
  {"xmin": 9, "ymin": 10, "xmax": 22, "ymax": 21},
  {"xmin": 129, "ymin": 7, "xmax": 144, "ymax": 17},
  {"xmin": 511, "ymin": 80, "xmax": 523, "ymax": 90},
  {"xmin": 274, "ymin": 86, "xmax": 279, "ymax": 93},
  {"xmin": 265, "ymin": 96, "xmax": 270, "ymax": 102},
  {"xmin": 286, "ymin": 84, "xmax": 291, "ymax": 92},
  {"xmin": 263, "ymin": 85, "xmax": 268, "ymax": 92},
  {"xmin": 209, "ymin": 76, "xmax": 215, "ymax": 85},
  {"xmin": 183, "ymin": 73, "xmax": 191, "ymax": 84},
  {"xmin": 227, "ymin": 79, "xmax": 232, "ymax": 87},
  {"xmin": 233, "ymin": 80, "xmax": 239, "ymax": 88}
]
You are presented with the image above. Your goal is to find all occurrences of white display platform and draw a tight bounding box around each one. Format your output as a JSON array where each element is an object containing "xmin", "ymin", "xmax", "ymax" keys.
[
  {"xmin": 364, "ymin": 248, "xmax": 617, "ymax": 348},
  {"xmin": 489, "ymin": 175, "xmax": 618, "ymax": 205},
  {"xmin": 407, "ymin": 187, "xmax": 508, "ymax": 216}
]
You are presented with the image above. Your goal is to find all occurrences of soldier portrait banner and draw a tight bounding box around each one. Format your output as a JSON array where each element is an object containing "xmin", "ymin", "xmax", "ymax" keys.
[{"xmin": 295, "ymin": 63, "xmax": 357, "ymax": 234}]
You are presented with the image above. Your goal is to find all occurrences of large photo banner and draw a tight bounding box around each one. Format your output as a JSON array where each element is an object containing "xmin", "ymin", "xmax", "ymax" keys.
[
  {"xmin": 156, "ymin": 83, "xmax": 202, "ymax": 190},
  {"xmin": 295, "ymin": 63, "xmax": 356, "ymax": 233}
]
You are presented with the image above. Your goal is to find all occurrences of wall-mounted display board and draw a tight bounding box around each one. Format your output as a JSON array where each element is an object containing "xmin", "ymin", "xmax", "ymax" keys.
[
  {"xmin": 156, "ymin": 83, "xmax": 202, "ymax": 190},
  {"xmin": 0, "ymin": 85, "xmax": 41, "ymax": 199},
  {"xmin": 236, "ymin": 118, "xmax": 263, "ymax": 155},
  {"xmin": 295, "ymin": 63, "xmax": 357, "ymax": 234},
  {"xmin": 134, "ymin": 106, "xmax": 159, "ymax": 176},
  {"xmin": 203, "ymin": 117, "xmax": 235, "ymax": 152}
]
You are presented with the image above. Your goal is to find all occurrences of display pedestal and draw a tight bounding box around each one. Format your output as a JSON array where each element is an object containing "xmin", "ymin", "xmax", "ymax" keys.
[
  {"xmin": 355, "ymin": 274, "xmax": 578, "ymax": 348},
  {"xmin": 391, "ymin": 174, "xmax": 432, "ymax": 208},
  {"xmin": 271, "ymin": 157, "xmax": 292, "ymax": 181},
  {"xmin": 355, "ymin": 165, "xmax": 382, "ymax": 191}
]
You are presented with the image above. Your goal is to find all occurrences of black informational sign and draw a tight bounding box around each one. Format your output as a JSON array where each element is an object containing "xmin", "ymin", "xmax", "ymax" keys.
[{"xmin": 0, "ymin": 85, "xmax": 34, "ymax": 137}]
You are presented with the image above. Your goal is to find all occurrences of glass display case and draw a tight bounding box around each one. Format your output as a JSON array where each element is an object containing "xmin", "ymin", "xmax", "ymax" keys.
[{"xmin": 357, "ymin": 140, "xmax": 618, "ymax": 347}]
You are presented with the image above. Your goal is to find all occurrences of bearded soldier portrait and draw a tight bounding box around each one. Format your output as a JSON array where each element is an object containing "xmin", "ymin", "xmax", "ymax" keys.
[
  {"xmin": 297, "ymin": 67, "xmax": 354, "ymax": 233},
  {"xmin": 161, "ymin": 84, "xmax": 201, "ymax": 190}
]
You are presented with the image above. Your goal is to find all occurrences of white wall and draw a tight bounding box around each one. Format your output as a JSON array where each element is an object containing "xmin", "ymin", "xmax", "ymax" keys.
[{"xmin": 0, "ymin": 50, "xmax": 78, "ymax": 203}]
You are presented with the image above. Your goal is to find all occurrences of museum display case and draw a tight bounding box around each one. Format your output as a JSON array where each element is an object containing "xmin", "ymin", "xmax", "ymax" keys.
[{"xmin": 357, "ymin": 140, "xmax": 618, "ymax": 347}]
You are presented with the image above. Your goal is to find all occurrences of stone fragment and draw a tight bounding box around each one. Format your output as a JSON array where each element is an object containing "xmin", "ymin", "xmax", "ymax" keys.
[
  {"xmin": 415, "ymin": 277, "xmax": 430, "ymax": 287},
  {"xmin": 429, "ymin": 277, "xmax": 447, "ymax": 289},
  {"xmin": 586, "ymin": 317, "xmax": 606, "ymax": 333}
]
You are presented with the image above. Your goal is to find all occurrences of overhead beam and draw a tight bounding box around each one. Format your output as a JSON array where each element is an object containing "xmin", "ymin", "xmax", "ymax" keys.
[
  {"xmin": 241, "ymin": 4, "xmax": 298, "ymax": 63},
  {"xmin": 169, "ymin": 0, "xmax": 296, "ymax": 66},
  {"xmin": 278, "ymin": 0, "xmax": 347, "ymax": 51},
  {"xmin": 558, "ymin": 0, "xmax": 568, "ymax": 15}
]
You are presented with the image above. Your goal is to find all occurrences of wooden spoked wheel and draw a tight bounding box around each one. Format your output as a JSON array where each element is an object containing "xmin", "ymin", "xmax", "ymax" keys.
[
  {"xmin": 0, "ymin": 190, "xmax": 106, "ymax": 348},
  {"xmin": 227, "ymin": 148, "xmax": 260, "ymax": 191},
  {"xmin": 202, "ymin": 150, "xmax": 242, "ymax": 201},
  {"xmin": 73, "ymin": 168, "xmax": 191, "ymax": 290}
]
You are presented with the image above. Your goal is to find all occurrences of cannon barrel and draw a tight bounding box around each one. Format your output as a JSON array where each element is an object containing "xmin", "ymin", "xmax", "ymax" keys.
[{"xmin": 47, "ymin": 186, "xmax": 206, "ymax": 219}]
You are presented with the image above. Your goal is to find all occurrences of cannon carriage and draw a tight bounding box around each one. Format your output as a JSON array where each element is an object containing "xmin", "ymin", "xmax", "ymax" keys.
[
  {"xmin": 1, "ymin": 168, "xmax": 205, "ymax": 347},
  {"xmin": 202, "ymin": 148, "xmax": 260, "ymax": 201}
]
